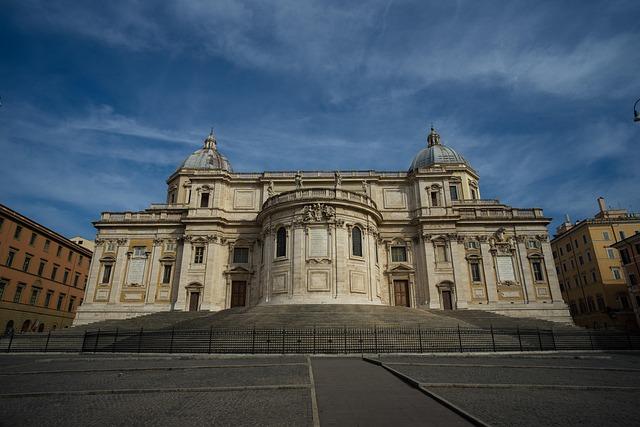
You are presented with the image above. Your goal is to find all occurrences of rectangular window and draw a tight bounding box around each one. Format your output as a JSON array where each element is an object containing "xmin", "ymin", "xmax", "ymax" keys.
[
  {"xmin": 578, "ymin": 256, "xmax": 584, "ymax": 265},
  {"xmin": 620, "ymin": 231, "xmax": 626, "ymax": 240},
  {"xmin": 603, "ymin": 231, "xmax": 610, "ymax": 241},
  {"xmin": 133, "ymin": 246, "xmax": 146, "ymax": 257},
  {"xmin": 466, "ymin": 241, "xmax": 480, "ymax": 249},
  {"xmin": 5, "ymin": 249, "xmax": 16, "ymax": 268},
  {"xmin": 596, "ymin": 295, "xmax": 605, "ymax": 311},
  {"xmin": 391, "ymin": 247, "xmax": 408, "ymax": 263},
  {"xmin": 22, "ymin": 255, "xmax": 31, "ymax": 272},
  {"xmin": 436, "ymin": 245, "xmax": 448, "ymax": 262},
  {"xmin": 532, "ymin": 261, "xmax": 544, "ymax": 281},
  {"xmin": 56, "ymin": 294, "xmax": 64, "ymax": 311},
  {"xmin": 101, "ymin": 264, "xmax": 112, "ymax": 284},
  {"xmin": 552, "ymin": 251, "xmax": 557, "ymax": 259},
  {"xmin": 527, "ymin": 240, "xmax": 540, "ymax": 249},
  {"xmin": 67, "ymin": 251, "xmax": 73, "ymax": 262},
  {"xmin": 200, "ymin": 192, "xmax": 210, "ymax": 208},
  {"xmin": 612, "ymin": 268, "xmax": 621, "ymax": 280},
  {"xmin": 194, "ymin": 246, "xmax": 204, "ymax": 264},
  {"xmin": 587, "ymin": 252, "xmax": 592, "ymax": 262},
  {"xmin": 0, "ymin": 279, "xmax": 6, "ymax": 300},
  {"xmin": 162, "ymin": 264, "xmax": 173, "ymax": 284},
  {"xmin": 607, "ymin": 248, "xmax": 616, "ymax": 259},
  {"xmin": 582, "ymin": 235, "xmax": 587, "ymax": 244},
  {"xmin": 470, "ymin": 261, "xmax": 482, "ymax": 282},
  {"xmin": 629, "ymin": 274, "xmax": 638, "ymax": 286},
  {"xmin": 165, "ymin": 241, "xmax": 176, "ymax": 252},
  {"xmin": 68, "ymin": 297, "xmax": 76, "ymax": 312},
  {"xmin": 78, "ymin": 255, "xmax": 83, "ymax": 266},
  {"xmin": 620, "ymin": 294, "xmax": 630, "ymax": 310},
  {"xmin": 566, "ymin": 243, "xmax": 571, "ymax": 252},
  {"xmin": 44, "ymin": 291, "xmax": 53, "ymax": 307},
  {"xmin": 471, "ymin": 189, "xmax": 477, "ymax": 200},
  {"xmin": 430, "ymin": 192, "xmax": 439, "ymax": 207},
  {"xmin": 51, "ymin": 266, "xmax": 58, "ymax": 281},
  {"xmin": 574, "ymin": 239, "xmax": 578, "ymax": 248},
  {"xmin": 559, "ymin": 247, "xmax": 563, "ymax": 256},
  {"xmin": 620, "ymin": 249, "xmax": 631, "ymax": 264},
  {"xmin": 73, "ymin": 273, "xmax": 80, "ymax": 287},
  {"xmin": 233, "ymin": 247, "xmax": 249, "ymax": 264},
  {"xmin": 14, "ymin": 284, "xmax": 25, "ymax": 303},
  {"xmin": 37, "ymin": 261, "xmax": 46, "ymax": 276},
  {"xmin": 562, "ymin": 263, "xmax": 567, "ymax": 272},
  {"xmin": 449, "ymin": 185, "xmax": 459, "ymax": 201},
  {"xmin": 14, "ymin": 225, "xmax": 22, "ymax": 240},
  {"xmin": 44, "ymin": 239, "xmax": 50, "ymax": 252},
  {"xmin": 56, "ymin": 245, "xmax": 62, "ymax": 257},
  {"xmin": 63, "ymin": 270, "xmax": 69, "ymax": 284},
  {"xmin": 29, "ymin": 288, "xmax": 40, "ymax": 305},
  {"xmin": 29, "ymin": 232, "xmax": 37, "ymax": 246},
  {"xmin": 592, "ymin": 271, "xmax": 597, "ymax": 282}
]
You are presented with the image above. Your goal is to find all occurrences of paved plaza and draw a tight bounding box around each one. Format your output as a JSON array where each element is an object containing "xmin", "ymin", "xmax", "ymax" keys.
[{"xmin": 0, "ymin": 352, "xmax": 639, "ymax": 426}]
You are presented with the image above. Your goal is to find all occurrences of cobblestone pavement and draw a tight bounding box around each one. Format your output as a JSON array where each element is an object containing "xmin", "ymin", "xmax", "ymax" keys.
[
  {"xmin": 376, "ymin": 352, "xmax": 640, "ymax": 427},
  {"xmin": 1, "ymin": 352, "xmax": 639, "ymax": 426}
]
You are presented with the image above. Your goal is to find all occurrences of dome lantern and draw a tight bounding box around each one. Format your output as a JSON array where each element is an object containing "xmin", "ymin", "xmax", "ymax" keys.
[
  {"xmin": 177, "ymin": 129, "xmax": 232, "ymax": 172},
  {"xmin": 409, "ymin": 126, "xmax": 470, "ymax": 172}
]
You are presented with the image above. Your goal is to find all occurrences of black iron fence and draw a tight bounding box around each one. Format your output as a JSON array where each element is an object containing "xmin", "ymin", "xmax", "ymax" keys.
[{"xmin": 1, "ymin": 326, "xmax": 639, "ymax": 354}]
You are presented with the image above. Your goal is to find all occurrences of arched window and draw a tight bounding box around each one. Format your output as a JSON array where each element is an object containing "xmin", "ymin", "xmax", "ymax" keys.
[
  {"xmin": 21, "ymin": 319, "xmax": 31, "ymax": 333},
  {"xmin": 276, "ymin": 227, "xmax": 287, "ymax": 258},
  {"xmin": 4, "ymin": 320, "xmax": 14, "ymax": 336},
  {"xmin": 352, "ymin": 227, "xmax": 363, "ymax": 257},
  {"xmin": 37, "ymin": 323, "xmax": 45, "ymax": 332}
]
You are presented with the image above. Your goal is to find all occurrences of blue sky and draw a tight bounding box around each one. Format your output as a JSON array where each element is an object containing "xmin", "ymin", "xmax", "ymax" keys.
[{"xmin": 1, "ymin": 0, "xmax": 639, "ymax": 239}]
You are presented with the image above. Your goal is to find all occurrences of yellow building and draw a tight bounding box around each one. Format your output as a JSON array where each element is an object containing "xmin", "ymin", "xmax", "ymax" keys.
[
  {"xmin": 551, "ymin": 197, "xmax": 640, "ymax": 330},
  {"xmin": 612, "ymin": 232, "xmax": 640, "ymax": 329},
  {"xmin": 0, "ymin": 204, "xmax": 92, "ymax": 334}
]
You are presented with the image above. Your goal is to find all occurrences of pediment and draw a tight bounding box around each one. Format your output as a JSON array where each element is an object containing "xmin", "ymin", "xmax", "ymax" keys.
[
  {"xmin": 224, "ymin": 266, "xmax": 253, "ymax": 274},
  {"xmin": 387, "ymin": 264, "xmax": 414, "ymax": 273}
]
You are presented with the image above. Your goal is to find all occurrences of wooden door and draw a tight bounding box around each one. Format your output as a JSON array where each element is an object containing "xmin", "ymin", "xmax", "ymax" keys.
[
  {"xmin": 189, "ymin": 292, "xmax": 200, "ymax": 311},
  {"xmin": 442, "ymin": 290, "xmax": 453, "ymax": 310},
  {"xmin": 231, "ymin": 281, "xmax": 247, "ymax": 307},
  {"xmin": 393, "ymin": 280, "xmax": 410, "ymax": 307}
]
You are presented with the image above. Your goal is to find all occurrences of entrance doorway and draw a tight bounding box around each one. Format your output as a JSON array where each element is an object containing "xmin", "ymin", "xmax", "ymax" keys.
[
  {"xmin": 393, "ymin": 280, "xmax": 410, "ymax": 307},
  {"xmin": 441, "ymin": 290, "xmax": 453, "ymax": 310},
  {"xmin": 189, "ymin": 292, "xmax": 200, "ymax": 311},
  {"xmin": 231, "ymin": 281, "xmax": 247, "ymax": 307}
]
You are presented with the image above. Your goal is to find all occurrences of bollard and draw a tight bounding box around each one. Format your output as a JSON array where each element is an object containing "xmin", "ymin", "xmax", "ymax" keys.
[
  {"xmin": 137, "ymin": 327, "xmax": 143, "ymax": 353},
  {"xmin": 490, "ymin": 325, "xmax": 496, "ymax": 352},
  {"xmin": 44, "ymin": 330, "xmax": 51, "ymax": 353},
  {"xmin": 457, "ymin": 324, "xmax": 463, "ymax": 353}
]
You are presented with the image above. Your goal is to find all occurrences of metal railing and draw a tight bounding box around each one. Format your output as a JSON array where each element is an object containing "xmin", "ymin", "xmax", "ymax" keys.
[{"xmin": 2, "ymin": 327, "xmax": 639, "ymax": 354}]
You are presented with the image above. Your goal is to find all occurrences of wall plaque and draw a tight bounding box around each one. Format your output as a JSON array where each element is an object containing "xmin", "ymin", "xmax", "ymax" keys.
[
  {"xmin": 308, "ymin": 228, "xmax": 328, "ymax": 258},
  {"xmin": 496, "ymin": 256, "xmax": 516, "ymax": 283},
  {"xmin": 127, "ymin": 258, "xmax": 146, "ymax": 285}
]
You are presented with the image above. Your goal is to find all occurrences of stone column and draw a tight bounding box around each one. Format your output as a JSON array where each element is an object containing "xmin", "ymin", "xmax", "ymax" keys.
[
  {"xmin": 84, "ymin": 242, "xmax": 104, "ymax": 305},
  {"xmin": 480, "ymin": 242, "xmax": 498, "ymax": 303},
  {"xmin": 145, "ymin": 240, "xmax": 162, "ymax": 304},
  {"xmin": 175, "ymin": 239, "xmax": 193, "ymax": 310},
  {"xmin": 450, "ymin": 240, "xmax": 470, "ymax": 309},
  {"xmin": 109, "ymin": 240, "xmax": 129, "ymax": 304},
  {"xmin": 423, "ymin": 238, "xmax": 440, "ymax": 309},
  {"xmin": 516, "ymin": 241, "xmax": 535, "ymax": 303},
  {"xmin": 201, "ymin": 237, "xmax": 218, "ymax": 310},
  {"xmin": 541, "ymin": 241, "xmax": 563, "ymax": 302}
]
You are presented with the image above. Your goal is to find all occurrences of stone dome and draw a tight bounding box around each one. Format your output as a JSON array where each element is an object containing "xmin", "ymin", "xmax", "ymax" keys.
[
  {"xmin": 178, "ymin": 130, "xmax": 232, "ymax": 172},
  {"xmin": 409, "ymin": 127, "xmax": 469, "ymax": 171}
]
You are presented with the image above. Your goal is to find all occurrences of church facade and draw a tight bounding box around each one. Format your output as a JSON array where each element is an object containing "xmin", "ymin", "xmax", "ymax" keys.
[{"xmin": 74, "ymin": 128, "xmax": 571, "ymax": 325}]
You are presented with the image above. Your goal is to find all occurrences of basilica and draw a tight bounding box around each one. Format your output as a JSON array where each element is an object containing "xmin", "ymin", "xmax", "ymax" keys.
[{"xmin": 74, "ymin": 128, "xmax": 571, "ymax": 325}]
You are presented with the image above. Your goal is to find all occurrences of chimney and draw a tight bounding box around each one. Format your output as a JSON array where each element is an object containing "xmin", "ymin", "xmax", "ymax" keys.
[{"xmin": 597, "ymin": 197, "xmax": 606, "ymax": 214}]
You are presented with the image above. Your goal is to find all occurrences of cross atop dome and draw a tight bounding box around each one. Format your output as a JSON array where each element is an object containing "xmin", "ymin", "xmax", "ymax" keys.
[
  {"xmin": 203, "ymin": 128, "xmax": 217, "ymax": 149},
  {"xmin": 427, "ymin": 126, "xmax": 441, "ymax": 147}
]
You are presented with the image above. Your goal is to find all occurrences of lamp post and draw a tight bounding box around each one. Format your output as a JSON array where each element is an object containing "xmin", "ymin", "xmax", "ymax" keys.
[{"xmin": 635, "ymin": 97, "xmax": 640, "ymax": 122}]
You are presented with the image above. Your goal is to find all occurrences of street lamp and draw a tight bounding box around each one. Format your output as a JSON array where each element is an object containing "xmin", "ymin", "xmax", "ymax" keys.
[{"xmin": 635, "ymin": 97, "xmax": 640, "ymax": 122}]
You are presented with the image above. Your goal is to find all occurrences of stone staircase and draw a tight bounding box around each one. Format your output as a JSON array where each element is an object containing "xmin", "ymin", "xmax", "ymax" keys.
[
  {"xmin": 419, "ymin": 308, "xmax": 582, "ymax": 331},
  {"xmin": 72, "ymin": 305, "xmax": 580, "ymax": 332}
]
